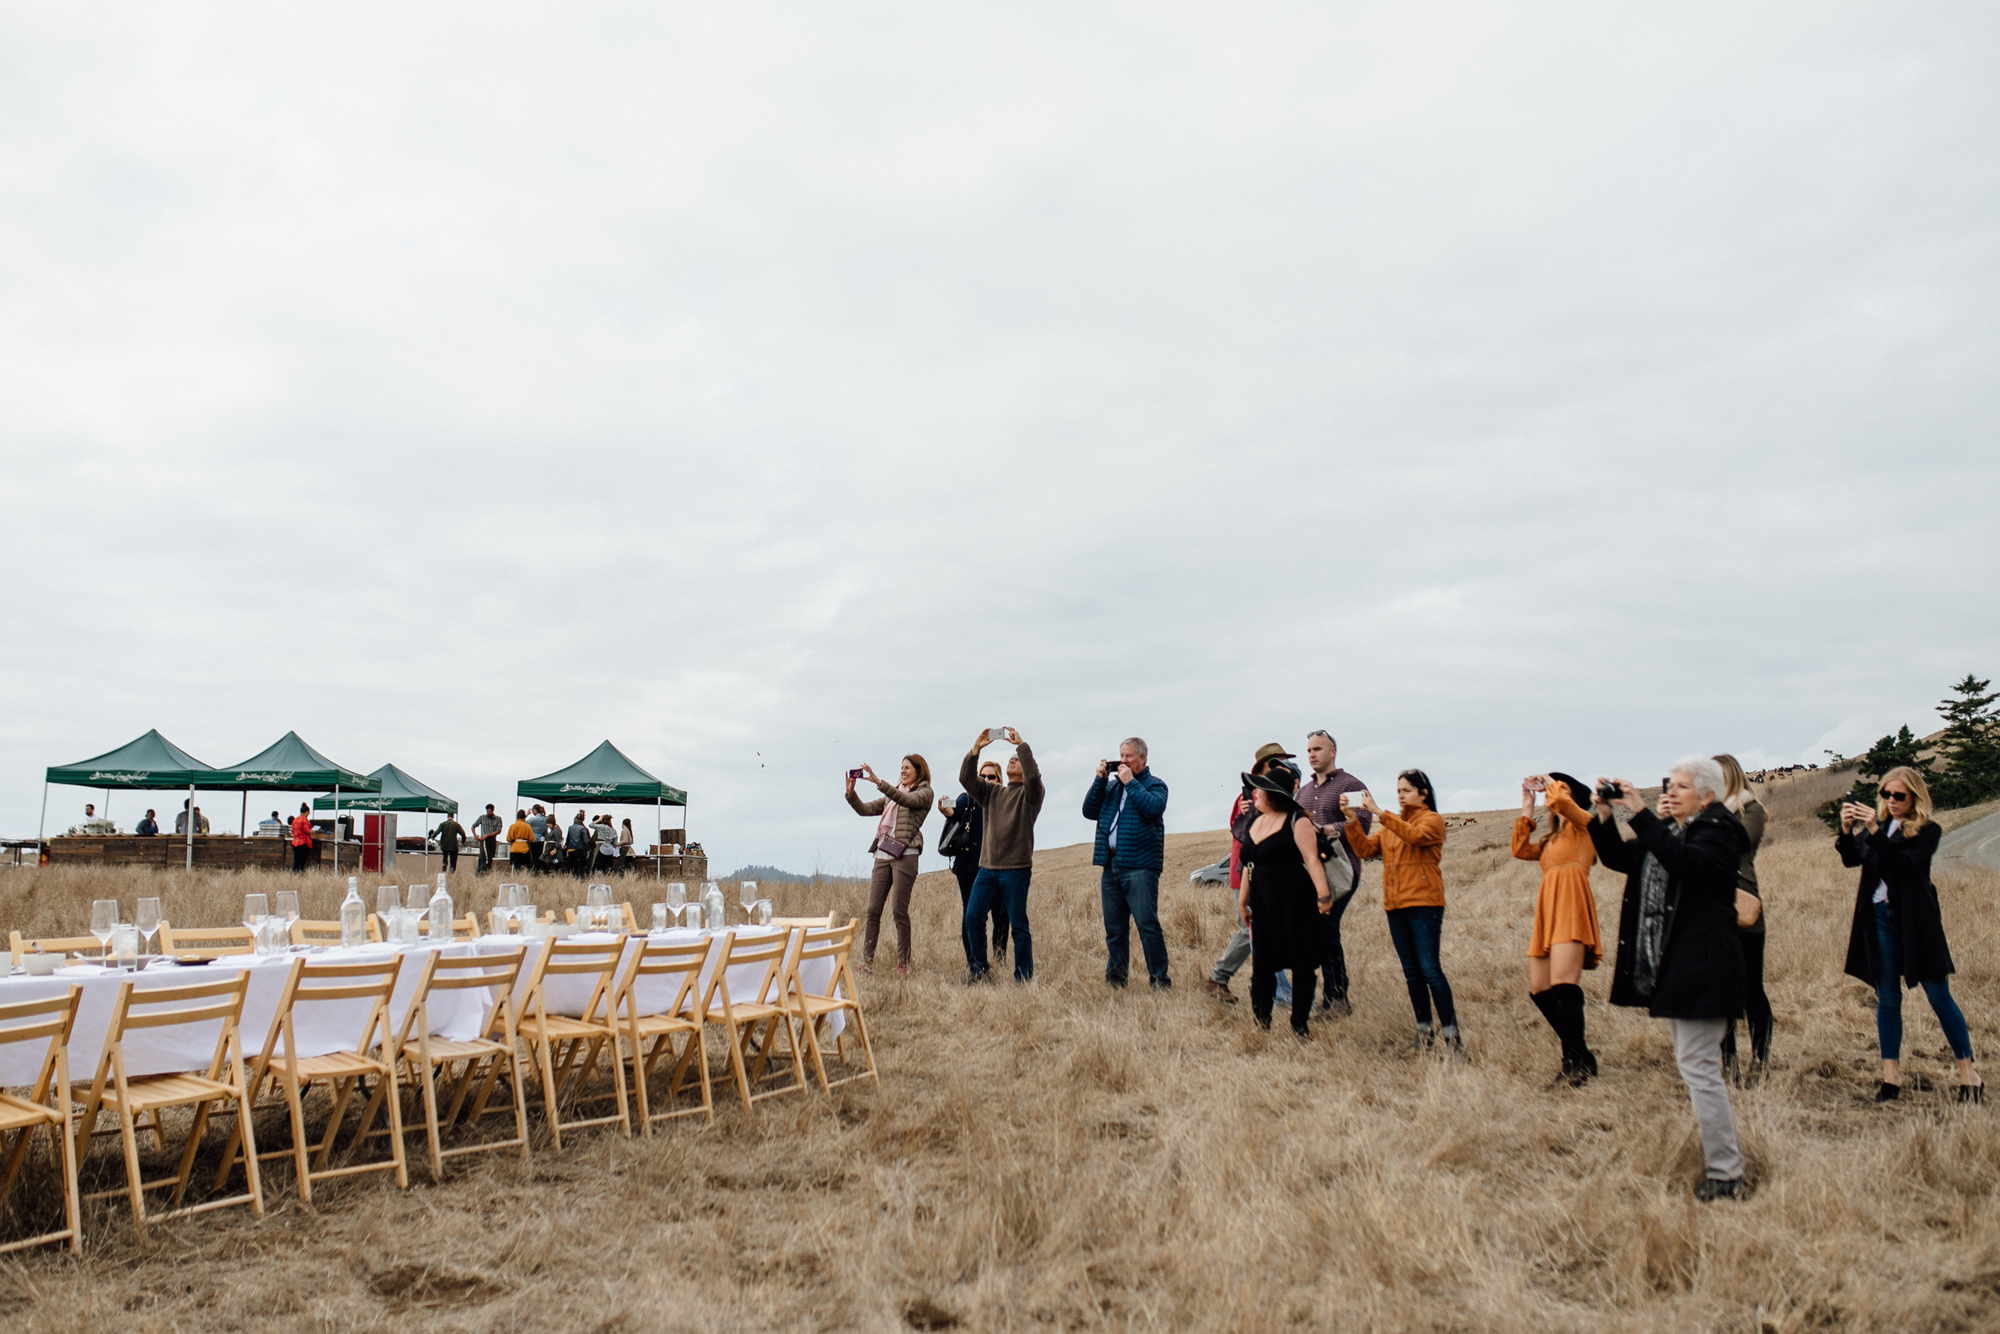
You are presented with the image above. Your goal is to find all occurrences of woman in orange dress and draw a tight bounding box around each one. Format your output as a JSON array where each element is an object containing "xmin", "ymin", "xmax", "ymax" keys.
[{"xmin": 1513, "ymin": 772, "xmax": 1602, "ymax": 1086}]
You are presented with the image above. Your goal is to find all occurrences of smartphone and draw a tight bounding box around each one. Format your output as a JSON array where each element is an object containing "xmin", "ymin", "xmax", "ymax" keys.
[
  {"xmin": 1103, "ymin": 760, "xmax": 1123, "ymax": 772},
  {"xmin": 846, "ymin": 769, "xmax": 864, "ymax": 781},
  {"xmin": 1526, "ymin": 776, "xmax": 1547, "ymax": 793},
  {"xmin": 1595, "ymin": 781, "xmax": 1621, "ymax": 803},
  {"xmin": 991, "ymin": 726, "xmax": 1011, "ymax": 741},
  {"xmin": 1660, "ymin": 778, "xmax": 1672, "ymax": 793}
]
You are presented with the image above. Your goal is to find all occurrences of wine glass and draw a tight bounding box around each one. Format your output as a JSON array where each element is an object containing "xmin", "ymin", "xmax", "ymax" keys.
[
  {"xmin": 242, "ymin": 893, "xmax": 269, "ymax": 929},
  {"xmin": 739, "ymin": 881, "xmax": 759, "ymax": 917},
  {"xmin": 136, "ymin": 897, "xmax": 162, "ymax": 958},
  {"xmin": 91, "ymin": 899, "xmax": 119, "ymax": 965},
  {"xmin": 275, "ymin": 890, "xmax": 300, "ymax": 928},
  {"xmin": 666, "ymin": 882, "xmax": 686, "ymax": 910}
]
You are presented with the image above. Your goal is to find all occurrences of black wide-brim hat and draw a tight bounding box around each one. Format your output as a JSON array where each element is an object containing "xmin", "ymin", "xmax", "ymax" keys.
[
  {"xmin": 1548, "ymin": 772, "xmax": 1592, "ymax": 807},
  {"xmin": 1242, "ymin": 770, "xmax": 1305, "ymax": 816}
]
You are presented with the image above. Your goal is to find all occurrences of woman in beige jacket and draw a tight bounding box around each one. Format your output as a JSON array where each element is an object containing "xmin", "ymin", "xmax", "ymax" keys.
[{"xmin": 846, "ymin": 755, "xmax": 934, "ymax": 972}]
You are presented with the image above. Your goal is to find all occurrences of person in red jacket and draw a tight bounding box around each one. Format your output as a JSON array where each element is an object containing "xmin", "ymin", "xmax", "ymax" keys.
[{"xmin": 288, "ymin": 802, "xmax": 313, "ymax": 873}]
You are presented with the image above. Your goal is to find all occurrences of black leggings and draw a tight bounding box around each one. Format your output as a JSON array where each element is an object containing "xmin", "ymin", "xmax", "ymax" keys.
[
  {"xmin": 1722, "ymin": 931, "xmax": 1771, "ymax": 1062},
  {"xmin": 1251, "ymin": 956, "xmax": 1316, "ymax": 1034}
]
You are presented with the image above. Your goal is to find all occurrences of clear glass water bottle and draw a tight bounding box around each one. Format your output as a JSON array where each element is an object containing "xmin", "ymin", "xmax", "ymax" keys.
[
  {"xmin": 340, "ymin": 882, "xmax": 367, "ymax": 948},
  {"xmin": 428, "ymin": 882, "xmax": 453, "ymax": 942},
  {"xmin": 702, "ymin": 882, "xmax": 725, "ymax": 930}
]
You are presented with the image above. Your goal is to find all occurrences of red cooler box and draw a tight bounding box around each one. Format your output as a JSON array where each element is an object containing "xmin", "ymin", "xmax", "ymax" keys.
[{"xmin": 362, "ymin": 814, "xmax": 399, "ymax": 873}]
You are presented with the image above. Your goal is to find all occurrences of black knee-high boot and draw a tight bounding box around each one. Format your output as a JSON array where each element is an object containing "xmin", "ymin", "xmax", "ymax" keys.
[{"xmin": 1548, "ymin": 983, "xmax": 1596, "ymax": 1084}]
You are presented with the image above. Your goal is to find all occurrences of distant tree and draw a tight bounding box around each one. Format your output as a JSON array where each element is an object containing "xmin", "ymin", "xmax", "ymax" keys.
[
  {"xmin": 1932, "ymin": 673, "xmax": 2000, "ymax": 808},
  {"xmin": 1859, "ymin": 725, "xmax": 1934, "ymax": 784}
]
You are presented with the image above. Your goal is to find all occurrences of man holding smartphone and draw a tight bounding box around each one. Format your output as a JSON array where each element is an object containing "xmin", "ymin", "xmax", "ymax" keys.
[
  {"xmin": 1297, "ymin": 730, "xmax": 1372, "ymax": 1017},
  {"xmin": 959, "ymin": 727, "xmax": 1045, "ymax": 983},
  {"xmin": 1085, "ymin": 738, "xmax": 1172, "ymax": 989}
]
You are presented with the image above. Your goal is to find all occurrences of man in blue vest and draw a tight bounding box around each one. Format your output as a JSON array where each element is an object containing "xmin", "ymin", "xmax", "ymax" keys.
[{"xmin": 1084, "ymin": 737, "xmax": 1171, "ymax": 989}]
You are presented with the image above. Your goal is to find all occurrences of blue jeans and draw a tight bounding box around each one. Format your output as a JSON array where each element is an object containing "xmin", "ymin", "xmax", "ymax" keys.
[
  {"xmin": 1874, "ymin": 899, "xmax": 1973, "ymax": 1061},
  {"xmin": 1385, "ymin": 906, "xmax": 1456, "ymax": 1028},
  {"xmin": 1100, "ymin": 860, "xmax": 1170, "ymax": 987},
  {"xmin": 966, "ymin": 868, "xmax": 1034, "ymax": 982}
]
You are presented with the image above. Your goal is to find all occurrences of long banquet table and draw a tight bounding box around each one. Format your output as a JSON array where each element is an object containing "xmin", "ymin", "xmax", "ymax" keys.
[{"xmin": 0, "ymin": 926, "xmax": 843, "ymax": 1088}]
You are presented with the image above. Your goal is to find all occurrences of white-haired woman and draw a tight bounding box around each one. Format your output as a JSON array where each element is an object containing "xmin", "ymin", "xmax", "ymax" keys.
[
  {"xmin": 1837, "ymin": 766, "xmax": 1982, "ymax": 1103},
  {"xmin": 1590, "ymin": 756, "xmax": 1750, "ymax": 1202}
]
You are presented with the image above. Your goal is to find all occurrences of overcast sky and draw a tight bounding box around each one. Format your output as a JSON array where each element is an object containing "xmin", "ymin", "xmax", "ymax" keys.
[{"xmin": 3, "ymin": 4, "xmax": 1996, "ymax": 877}]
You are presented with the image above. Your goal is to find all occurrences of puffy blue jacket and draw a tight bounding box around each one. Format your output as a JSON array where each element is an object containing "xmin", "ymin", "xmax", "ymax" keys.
[{"xmin": 1083, "ymin": 768, "xmax": 1168, "ymax": 870}]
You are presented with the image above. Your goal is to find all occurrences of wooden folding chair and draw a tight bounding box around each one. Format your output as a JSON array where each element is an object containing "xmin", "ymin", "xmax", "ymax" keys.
[
  {"xmin": 517, "ymin": 936, "xmax": 631, "ymax": 1149},
  {"xmin": 356, "ymin": 946, "xmax": 530, "ymax": 1180},
  {"xmin": 611, "ymin": 936, "xmax": 715, "ymax": 1132},
  {"xmin": 486, "ymin": 908, "xmax": 555, "ymax": 935},
  {"xmin": 7, "ymin": 932, "xmax": 104, "ymax": 967},
  {"xmin": 770, "ymin": 913, "xmax": 839, "ymax": 930},
  {"xmin": 0, "ymin": 988, "xmax": 82, "ymax": 1253},
  {"xmin": 73, "ymin": 972, "xmax": 264, "ymax": 1228},
  {"xmin": 783, "ymin": 920, "xmax": 879, "ymax": 1093},
  {"xmin": 158, "ymin": 924, "xmax": 254, "ymax": 959},
  {"xmin": 417, "ymin": 913, "xmax": 480, "ymax": 941},
  {"xmin": 213, "ymin": 957, "xmax": 408, "ymax": 1202},
  {"xmin": 292, "ymin": 918, "xmax": 382, "ymax": 946},
  {"xmin": 703, "ymin": 931, "xmax": 809, "ymax": 1110},
  {"xmin": 562, "ymin": 904, "xmax": 639, "ymax": 931}
]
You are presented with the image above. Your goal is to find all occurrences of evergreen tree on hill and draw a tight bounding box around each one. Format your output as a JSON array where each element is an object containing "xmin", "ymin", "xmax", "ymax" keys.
[{"xmin": 1933, "ymin": 673, "xmax": 2000, "ymax": 808}]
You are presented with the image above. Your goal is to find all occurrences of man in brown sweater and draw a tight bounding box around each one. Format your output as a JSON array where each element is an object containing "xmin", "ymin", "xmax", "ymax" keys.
[{"xmin": 959, "ymin": 727, "xmax": 1045, "ymax": 982}]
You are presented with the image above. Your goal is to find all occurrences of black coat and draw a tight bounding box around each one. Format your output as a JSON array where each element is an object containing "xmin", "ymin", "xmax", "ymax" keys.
[
  {"xmin": 1590, "ymin": 803, "xmax": 1746, "ymax": 1019},
  {"xmin": 1837, "ymin": 820, "xmax": 1954, "ymax": 986}
]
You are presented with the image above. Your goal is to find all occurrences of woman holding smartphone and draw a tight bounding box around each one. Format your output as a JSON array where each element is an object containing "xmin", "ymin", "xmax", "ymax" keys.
[
  {"xmin": 846, "ymin": 755, "xmax": 935, "ymax": 974},
  {"xmin": 1237, "ymin": 766, "xmax": 1336, "ymax": 1036},
  {"xmin": 1344, "ymin": 770, "xmax": 1458, "ymax": 1057},
  {"xmin": 1837, "ymin": 767, "xmax": 1982, "ymax": 1102},
  {"xmin": 1512, "ymin": 772, "xmax": 1602, "ymax": 1086}
]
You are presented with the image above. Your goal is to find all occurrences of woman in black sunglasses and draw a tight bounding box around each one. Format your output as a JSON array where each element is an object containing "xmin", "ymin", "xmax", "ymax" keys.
[{"xmin": 1838, "ymin": 766, "xmax": 1983, "ymax": 1103}]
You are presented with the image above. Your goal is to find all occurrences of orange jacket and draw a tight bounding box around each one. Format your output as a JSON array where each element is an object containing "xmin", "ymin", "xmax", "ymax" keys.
[
  {"xmin": 1343, "ymin": 804, "xmax": 1446, "ymax": 910},
  {"xmin": 507, "ymin": 820, "xmax": 534, "ymax": 854}
]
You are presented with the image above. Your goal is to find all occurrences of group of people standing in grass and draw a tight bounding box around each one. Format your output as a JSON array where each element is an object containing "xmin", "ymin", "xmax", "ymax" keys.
[{"xmin": 841, "ymin": 731, "xmax": 1984, "ymax": 1204}]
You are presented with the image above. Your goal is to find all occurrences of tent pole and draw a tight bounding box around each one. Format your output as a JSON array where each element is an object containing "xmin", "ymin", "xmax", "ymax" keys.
[
  {"xmin": 240, "ymin": 790, "xmax": 247, "ymax": 840},
  {"xmin": 105, "ymin": 787, "xmax": 111, "ymax": 827},
  {"xmin": 333, "ymin": 785, "xmax": 340, "ymax": 876},
  {"xmin": 656, "ymin": 794, "xmax": 661, "ymax": 881},
  {"xmin": 185, "ymin": 782, "xmax": 194, "ymax": 871},
  {"xmin": 36, "ymin": 782, "xmax": 48, "ymax": 850}
]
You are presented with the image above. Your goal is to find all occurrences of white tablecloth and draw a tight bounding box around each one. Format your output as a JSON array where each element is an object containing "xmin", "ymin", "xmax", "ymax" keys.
[
  {"xmin": 0, "ymin": 942, "xmax": 496, "ymax": 1086},
  {"xmin": 0, "ymin": 928, "xmax": 844, "ymax": 1088}
]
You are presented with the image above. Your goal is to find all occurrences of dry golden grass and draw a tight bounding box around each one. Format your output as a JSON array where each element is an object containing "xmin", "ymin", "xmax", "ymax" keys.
[{"xmin": 2, "ymin": 771, "xmax": 1998, "ymax": 1333}]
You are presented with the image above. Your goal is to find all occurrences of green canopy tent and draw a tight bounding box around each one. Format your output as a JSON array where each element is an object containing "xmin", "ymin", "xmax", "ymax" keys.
[
  {"xmin": 203, "ymin": 732, "xmax": 381, "ymax": 874},
  {"xmin": 311, "ymin": 764, "xmax": 457, "ymax": 876},
  {"xmin": 517, "ymin": 741, "xmax": 688, "ymax": 880},
  {"xmin": 41, "ymin": 729, "xmax": 219, "ymax": 869}
]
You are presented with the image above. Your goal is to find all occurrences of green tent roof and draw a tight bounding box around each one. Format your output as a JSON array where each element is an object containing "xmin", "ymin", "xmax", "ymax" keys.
[
  {"xmin": 311, "ymin": 764, "xmax": 456, "ymax": 814},
  {"xmin": 519, "ymin": 740, "xmax": 687, "ymax": 806},
  {"xmin": 45, "ymin": 729, "xmax": 217, "ymax": 788},
  {"xmin": 203, "ymin": 731, "xmax": 380, "ymax": 792}
]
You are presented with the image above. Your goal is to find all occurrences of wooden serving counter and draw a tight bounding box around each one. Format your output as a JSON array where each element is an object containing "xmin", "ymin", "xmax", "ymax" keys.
[
  {"xmin": 46, "ymin": 836, "xmax": 363, "ymax": 872},
  {"xmin": 644, "ymin": 853, "xmax": 708, "ymax": 879}
]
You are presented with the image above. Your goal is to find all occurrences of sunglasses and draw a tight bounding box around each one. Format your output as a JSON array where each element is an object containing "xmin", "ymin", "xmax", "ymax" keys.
[{"xmin": 1882, "ymin": 790, "xmax": 1910, "ymax": 802}]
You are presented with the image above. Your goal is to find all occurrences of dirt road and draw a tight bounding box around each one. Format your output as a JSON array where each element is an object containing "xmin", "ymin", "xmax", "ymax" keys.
[{"xmin": 1939, "ymin": 809, "xmax": 2000, "ymax": 873}]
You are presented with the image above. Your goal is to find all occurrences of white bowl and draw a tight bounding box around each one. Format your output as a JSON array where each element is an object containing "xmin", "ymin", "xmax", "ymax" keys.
[{"xmin": 21, "ymin": 953, "xmax": 64, "ymax": 976}]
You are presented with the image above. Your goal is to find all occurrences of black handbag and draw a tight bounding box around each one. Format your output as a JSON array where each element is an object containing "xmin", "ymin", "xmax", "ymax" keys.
[{"xmin": 938, "ymin": 814, "xmax": 972, "ymax": 858}]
